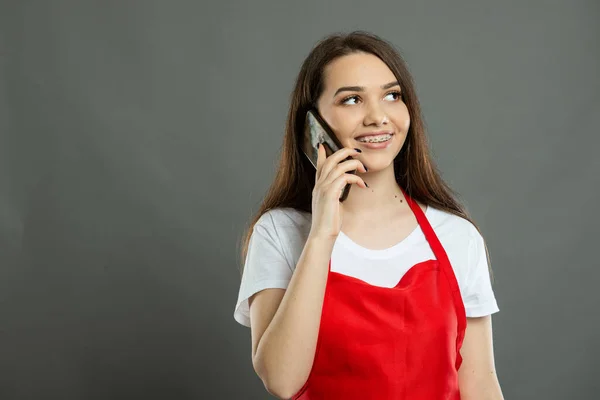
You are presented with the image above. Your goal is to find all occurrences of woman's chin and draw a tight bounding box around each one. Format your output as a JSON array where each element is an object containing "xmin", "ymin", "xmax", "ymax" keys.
[{"xmin": 359, "ymin": 159, "xmax": 395, "ymax": 174}]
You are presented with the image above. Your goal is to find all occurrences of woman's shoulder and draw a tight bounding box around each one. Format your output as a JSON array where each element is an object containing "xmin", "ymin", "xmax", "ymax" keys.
[
  {"xmin": 255, "ymin": 207, "xmax": 312, "ymax": 233},
  {"xmin": 427, "ymin": 205, "xmax": 482, "ymax": 242},
  {"xmin": 252, "ymin": 207, "xmax": 312, "ymax": 266}
]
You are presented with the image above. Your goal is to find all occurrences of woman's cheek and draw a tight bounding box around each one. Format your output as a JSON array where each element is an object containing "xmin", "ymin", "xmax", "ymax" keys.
[
  {"xmin": 399, "ymin": 117, "xmax": 410, "ymax": 132},
  {"xmin": 330, "ymin": 113, "xmax": 356, "ymax": 141}
]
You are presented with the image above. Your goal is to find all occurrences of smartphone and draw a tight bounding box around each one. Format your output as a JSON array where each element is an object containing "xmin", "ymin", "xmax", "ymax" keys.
[{"xmin": 301, "ymin": 108, "xmax": 357, "ymax": 202}]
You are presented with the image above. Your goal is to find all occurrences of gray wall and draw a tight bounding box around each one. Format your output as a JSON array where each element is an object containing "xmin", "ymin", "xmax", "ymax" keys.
[{"xmin": 1, "ymin": 0, "xmax": 598, "ymax": 399}]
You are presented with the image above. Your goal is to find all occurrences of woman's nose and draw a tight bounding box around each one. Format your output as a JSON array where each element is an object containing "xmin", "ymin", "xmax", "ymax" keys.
[{"xmin": 363, "ymin": 104, "xmax": 388, "ymax": 126}]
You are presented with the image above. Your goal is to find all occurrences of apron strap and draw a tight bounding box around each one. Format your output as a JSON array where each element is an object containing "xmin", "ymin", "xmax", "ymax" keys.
[
  {"xmin": 400, "ymin": 187, "xmax": 450, "ymax": 267},
  {"xmin": 400, "ymin": 187, "xmax": 467, "ymax": 366}
]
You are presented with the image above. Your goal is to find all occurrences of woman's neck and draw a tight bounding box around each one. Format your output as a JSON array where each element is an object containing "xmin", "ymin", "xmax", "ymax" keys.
[{"xmin": 341, "ymin": 164, "xmax": 407, "ymax": 218}]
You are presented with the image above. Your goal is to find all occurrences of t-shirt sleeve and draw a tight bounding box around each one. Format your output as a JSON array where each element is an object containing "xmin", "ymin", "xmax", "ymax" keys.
[
  {"xmin": 463, "ymin": 230, "xmax": 500, "ymax": 318},
  {"xmin": 233, "ymin": 213, "xmax": 294, "ymax": 327}
]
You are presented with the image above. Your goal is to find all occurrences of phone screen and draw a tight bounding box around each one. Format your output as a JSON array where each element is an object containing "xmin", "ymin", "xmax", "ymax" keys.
[
  {"xmin": 301, "ymin": 109, "xmax": 344, "ymax": 167},
  {"xmin": 300, "ymin": 108, "xmax": 356, "ymax": 201}
]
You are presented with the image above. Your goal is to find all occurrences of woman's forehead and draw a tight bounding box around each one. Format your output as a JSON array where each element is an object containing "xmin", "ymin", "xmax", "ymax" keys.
[{"xmin": 322, "ymin": 53, "xmax": 396, "ymax": 90}]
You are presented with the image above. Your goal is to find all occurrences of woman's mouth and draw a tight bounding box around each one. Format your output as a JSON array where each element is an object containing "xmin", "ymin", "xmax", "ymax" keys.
[
  {"xmin": 355, "ymin": 133, "xmax": 394, "ymax": 149},
  {"xmin": 356, "ymin": 133, "xmax": 393, "ymax": 143}
]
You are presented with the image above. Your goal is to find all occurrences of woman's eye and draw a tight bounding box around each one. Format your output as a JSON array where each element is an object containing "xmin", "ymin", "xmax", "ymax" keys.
[
  {"xmin": 341, "ymin": 95, "xmax": 359, "ymax": 105},
  {"xmin": 341, "ymin": 91, "xmax": 401, "ymax": 105},
  {"xmin": 385, "ymin": 91, "xmax": 402, "ymax": 101}
]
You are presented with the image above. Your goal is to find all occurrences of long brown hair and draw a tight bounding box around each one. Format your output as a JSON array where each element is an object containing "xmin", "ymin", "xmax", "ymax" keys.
[{"xmin": 238, "ymin": 31, "xmax": 493, "ymax": 281}]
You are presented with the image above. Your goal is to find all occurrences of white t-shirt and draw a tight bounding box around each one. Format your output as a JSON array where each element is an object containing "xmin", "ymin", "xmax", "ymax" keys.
[{"xmin": 234, "ymin": 205, "xmax": 500, "ymax": 328}]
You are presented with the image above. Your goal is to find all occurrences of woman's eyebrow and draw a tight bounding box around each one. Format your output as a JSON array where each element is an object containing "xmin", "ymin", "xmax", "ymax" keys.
[{"xmin": 333, "ymin": 81, "xmax": 400, "ymax": 97}]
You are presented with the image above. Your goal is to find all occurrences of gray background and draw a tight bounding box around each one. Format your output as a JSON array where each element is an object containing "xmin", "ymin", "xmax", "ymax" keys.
[{"xmin": 1, "ymin": 0, "xmax": 598, "ymax": 399}]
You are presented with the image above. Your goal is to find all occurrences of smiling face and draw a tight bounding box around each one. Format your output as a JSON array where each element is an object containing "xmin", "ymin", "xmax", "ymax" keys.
[{"xmin": 316, "ymin": 52, "xmax": 410, "ymax": 171}]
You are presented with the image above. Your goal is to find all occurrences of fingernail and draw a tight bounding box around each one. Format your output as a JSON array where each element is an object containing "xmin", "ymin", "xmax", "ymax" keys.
[
  {"xmin": 354, "ymin": 148, "xmax": 362, "ymax": 153},
  {"xmin": 364, "ymin": 166, "xmax": 368, "ymax": 172}
]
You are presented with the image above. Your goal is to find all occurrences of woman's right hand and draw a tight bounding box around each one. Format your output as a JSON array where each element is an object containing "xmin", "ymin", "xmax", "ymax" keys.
[{"xmin": 309, "ymin": 144, "xmax": 368, "ymax": 241}]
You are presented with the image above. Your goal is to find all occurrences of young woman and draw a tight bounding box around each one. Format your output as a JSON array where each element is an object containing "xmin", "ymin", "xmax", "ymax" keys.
[{"xmin": 234, "ymin": 31, "xmax": 504, "ymax": 400}]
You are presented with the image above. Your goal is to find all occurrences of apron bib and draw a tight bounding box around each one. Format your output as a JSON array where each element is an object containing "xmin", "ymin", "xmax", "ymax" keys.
[{"xmin": 292, "ymin": 188, "xmax": 467, "ymax": 399}]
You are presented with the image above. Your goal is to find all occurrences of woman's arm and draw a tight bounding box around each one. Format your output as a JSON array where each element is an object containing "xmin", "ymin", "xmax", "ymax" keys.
[
  {"xmin": 458, "ymin": 315, "xmax": 505, "ymax": 400},
  {"xmin": 249, "ymin": 236, "xmax": 335, "ymax": 399}
]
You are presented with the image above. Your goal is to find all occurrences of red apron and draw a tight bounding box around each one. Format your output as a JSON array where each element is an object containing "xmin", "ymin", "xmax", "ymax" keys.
[{"xmin": 292, "ymin": 188, "xmax": 467, "ymax": 399}]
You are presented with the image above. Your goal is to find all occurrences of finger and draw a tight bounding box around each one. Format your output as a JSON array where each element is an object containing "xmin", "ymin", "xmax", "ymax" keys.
[
  {"xmin": 326, "ymin": 173, "xmax": 368, "ymax": 199},
  {"xmin": 322, "ymin": 159, "xmax": 366, "ymax": 186},
  {"xmin": 320, "ymin": 147, "xmax": 361, "ymax": 182}
]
